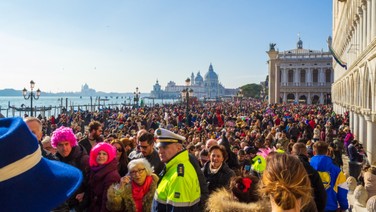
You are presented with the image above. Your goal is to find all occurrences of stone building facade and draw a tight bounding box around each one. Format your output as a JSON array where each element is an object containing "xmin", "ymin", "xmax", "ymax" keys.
[
  {"xmin": 331, "ymin": 0, "xmax": 376, "ymax": 163},
  {"xmin": 151, "ymin": 63, "xmax": 228, "ymax": 100},
  {"xmin": 267, "ymin": 39, "xmax": 333, "ymax": 104}
]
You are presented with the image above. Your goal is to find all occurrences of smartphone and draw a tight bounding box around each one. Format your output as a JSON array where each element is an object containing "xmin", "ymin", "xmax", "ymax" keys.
[{"xmin": 245, "ymin": 165, "xmax": 251, "ymax": 172}]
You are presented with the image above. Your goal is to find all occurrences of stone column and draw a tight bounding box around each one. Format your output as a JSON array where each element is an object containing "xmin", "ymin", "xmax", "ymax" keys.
[
  {"xmin": 358, "ymin": 114, "xmax": 366, "ymax": 145},
  {"xmin": 295, "ymin": 92, "xmax": 299, "ymax": 103},
  {"xmin": 320, "ymin": 92, "xmax": 324, "ymax": 104},
  {"xmin": 365, "ymin": 114, "xmax": 376, "ymax": 163},
  {"xmin": 373, "ymin": 0, "xmax": 376, "ymax": 39},
  {"xmin": 275, "ymin": 64, "xmax": 280, "ymax": 103},
  {"xmin": 350, "ymin": 111, "xmax": 354, "ymax": 132},
  {"xmin": 359, "ymin": 7, "xmax": 364, "ymax": 53},
  {"xmin": 267, "ymin": 50, "xmax": 278, "ymax": 104},
  {"xmin": 308, "ymin": 68, "xmax": 312, "ymax": 86},
  {"xmin": 367, "ymin": 0, "xmax": 372, "ymax": 44},
  {"xmin": 283, "ymin": 92, "xmax": 287, "ymax": 103},
  {"xmin": 353, "ymin": 112, "xmax": 359, "ymax": 140},
  {"xmin": 362, "ymin": 3, "xmax": 367, "ymax": 50},
  {"xmin": 356, "ymin": 17, "xmax": 360, "ymax": 57},
  {"xmin": 307, "ymin": 93, "xmax": 311, "ymax": 104},
  {"xmin": 358, "ymin": 7, "xmax": 363, "ymax": 54}
]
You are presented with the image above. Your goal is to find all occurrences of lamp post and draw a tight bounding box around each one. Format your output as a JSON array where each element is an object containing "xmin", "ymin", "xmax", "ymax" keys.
[
  {"xmin": 134, "ymin": 87, "xmax": 140, "ymax": 109},
  {"xmin": 182, "ymin": 78, "xmax": 193, "ymax": 126},
  {"xmin": 237, "ymin": 88, "xmax": 244, "ymax": 114},
  {"xmin": 22, "ymin": 80, "xmax": 41, "ymax": 117},
  {"xmin": 260, "ymin": 89, "xmax": 265, "ymax": 102}
]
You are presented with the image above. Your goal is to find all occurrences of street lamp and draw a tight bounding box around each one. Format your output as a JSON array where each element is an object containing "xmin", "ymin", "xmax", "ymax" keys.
[
  {"xmin": 237, "ymin": 88, "xmax": 244, "ymax": 113},
  {"xmin": 182, "ymin": 78, "xmax": 193, "ymax": 126},
  {"xmin": 22, "ymin": 80, "xmax": 41, "ymax": 117},
  {"xmin": 134, "ymin": 87, "xmax": 140, "ymax": 109},
  {"xmin": 260, "ymin": 89, "xmax": 265, "ymax": 101}
]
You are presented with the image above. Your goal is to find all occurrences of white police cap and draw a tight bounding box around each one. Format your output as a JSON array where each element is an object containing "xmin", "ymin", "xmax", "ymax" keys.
[{"xmin": 155, "ymin": 128, "xmax": 186, "ymax": 147}]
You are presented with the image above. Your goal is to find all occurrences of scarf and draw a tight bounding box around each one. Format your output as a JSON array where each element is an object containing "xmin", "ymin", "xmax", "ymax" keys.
[
  {"xmin": 90, "ymin": 164, "xmax": 105, "ymax": 172},
  {"xmin": 132, "ymin": 175, "xmax": 153, "ymax": 212}
]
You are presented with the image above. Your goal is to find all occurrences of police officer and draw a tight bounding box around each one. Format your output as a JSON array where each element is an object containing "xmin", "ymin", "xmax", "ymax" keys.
[{"xmin": 152, "ymin": 128, "xmax": 202, "ymax": 211}]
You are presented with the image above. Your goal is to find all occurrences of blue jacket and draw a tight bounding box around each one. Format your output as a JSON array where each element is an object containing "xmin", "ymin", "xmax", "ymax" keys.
[{"xmin": 310, "ymin": 155, "xmax": 348, "ymax": 211}]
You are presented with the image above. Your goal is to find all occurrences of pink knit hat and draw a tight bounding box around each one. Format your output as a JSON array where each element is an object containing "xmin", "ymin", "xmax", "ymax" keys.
[
  {"xmin": 89, "ymin": 142, "xmax": 116, "ymax": 167},
  {"xmin": 51, "ymin": 126, "xmax": 78, "ymax": 148}
]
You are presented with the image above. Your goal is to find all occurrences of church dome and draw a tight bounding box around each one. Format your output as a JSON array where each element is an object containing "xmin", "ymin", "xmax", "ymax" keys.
[
  {"xmin": 195, "ymin": 71, "xmax": 204, "ymax": 82},
  {"xmin": 204, "ymin": 63, "xmax": 218, "ymax": 81}
]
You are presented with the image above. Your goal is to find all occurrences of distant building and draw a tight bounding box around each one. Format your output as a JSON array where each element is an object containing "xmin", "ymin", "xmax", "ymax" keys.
[
  {"xmin": 331, "ymin": 0, "xmax": 376, "ymax": 163},
  {"xmin": 151, "ymin": 63, "xmax": 235, "ymax": 99},
  {"xmin": 266, "ymin": 38, "xmax": 333, "ymax": 104},
  {"xmin": 80, "ymin": 83, "xmax": 96, "ymax": 96}
]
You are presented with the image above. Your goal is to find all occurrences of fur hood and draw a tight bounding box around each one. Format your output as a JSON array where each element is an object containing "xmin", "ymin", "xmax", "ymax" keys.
[
  {"xmin": 107, "ymin": 173, "xmax": 159, "ymax": 212},
  {"xmin": 206, "ymin": 188, "xmax": 271, "ymax": 212}
]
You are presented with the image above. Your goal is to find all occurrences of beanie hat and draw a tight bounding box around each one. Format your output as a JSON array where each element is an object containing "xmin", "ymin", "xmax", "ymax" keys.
[
  {"xmin": 89, "ymin": 142, "xmax": 116, "ymax": 167},
  {"xmin": 367, "ymin": 195, "xmax": 376, "ymax": 212},
  {"xmin": 347, "ymin": 176, "xmax": 357, "ymax": 194},
  {"xmin": 354, "ymin": 185, "xmax": 368, "ymax": 207},
  {"xmin": 51, "ymin": 126, "xmax": 78, "ymax": 148}
]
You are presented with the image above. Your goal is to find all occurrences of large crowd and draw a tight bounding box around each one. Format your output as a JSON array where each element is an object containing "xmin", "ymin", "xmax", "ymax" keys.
[{"xmin": 2, "ymin": 98, "xmax": 376, "ymax": 211}]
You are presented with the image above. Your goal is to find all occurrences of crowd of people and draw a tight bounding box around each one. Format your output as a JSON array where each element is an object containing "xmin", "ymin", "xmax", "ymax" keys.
[{"xmin": 2, "ymin": 98, "xmax": 376, "ymax": 211}]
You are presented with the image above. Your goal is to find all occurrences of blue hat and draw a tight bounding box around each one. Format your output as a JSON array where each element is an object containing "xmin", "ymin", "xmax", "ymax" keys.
[
  {"xmin": 0, "ymin": 118, "xmax": 83, "ymax": 212},
  {"xmin": 154, "ymin": 128, "xmax": 186, "ymax": 147}
]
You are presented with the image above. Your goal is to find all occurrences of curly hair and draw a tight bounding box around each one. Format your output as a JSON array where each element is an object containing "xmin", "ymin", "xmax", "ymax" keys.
[
  {"xmin": 51, "ymin": 126, "xmax": 77, "ymax": 148},
  {"xmin": 259, "ymin": 153, "xmax": 312, "ymax": 210}
]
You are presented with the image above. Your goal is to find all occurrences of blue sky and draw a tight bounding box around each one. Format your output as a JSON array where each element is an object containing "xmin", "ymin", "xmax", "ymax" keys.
[{"xmin": 0, "ymin": 0, "xmax": 332, "ymax": 93}]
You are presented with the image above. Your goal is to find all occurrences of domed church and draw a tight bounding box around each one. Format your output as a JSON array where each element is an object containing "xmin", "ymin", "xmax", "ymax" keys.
[{"xmin": 151, "ymin": 63, "xmax": 227, "ymax": 99}]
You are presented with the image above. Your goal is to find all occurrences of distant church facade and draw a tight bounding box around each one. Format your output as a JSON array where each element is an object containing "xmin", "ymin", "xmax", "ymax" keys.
[
  {"xmin": 151, "ymin": 63, "xmax": 234, "ymax": 99},
  {"xmin": 267, "ymin": 38, "xmax": 333, "ymax": 104}
]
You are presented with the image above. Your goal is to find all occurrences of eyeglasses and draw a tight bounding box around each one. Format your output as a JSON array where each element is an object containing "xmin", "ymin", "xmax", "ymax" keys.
[{"xmin": 130, "ymin": 168, "xmax": 145, "ymax": 176}]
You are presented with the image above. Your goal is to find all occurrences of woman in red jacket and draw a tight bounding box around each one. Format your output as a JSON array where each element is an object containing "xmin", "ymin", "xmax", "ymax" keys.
[{"xmin": 88, "ymin": 142, "xmax": 120, "ymax": 212}]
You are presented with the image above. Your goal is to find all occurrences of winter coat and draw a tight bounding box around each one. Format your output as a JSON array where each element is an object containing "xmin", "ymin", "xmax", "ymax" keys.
[
  {"xmin": 54, "ymin": 145, "xmax": 90, "ymax": 211},
  {"xmin": 206, "ymin": 188, "xmax": 270, "ymax": 212},
  {"xmin": 88, "ymin": 159, "xmax": 121, "ymax": 212},
  {"xmin": 298, "ymin": 154, "xmax": 327, "ymax": 212},
  {"xmin": 202, "ymin": 161, "xmax": 235, "ymax": 193},
  {"xmin": 310, "ymin": 155, "xmax": 348, "ymax": 211},
  {"xmin": 107, "ymin": 174, "xmax": 158, "ymax": 212}
]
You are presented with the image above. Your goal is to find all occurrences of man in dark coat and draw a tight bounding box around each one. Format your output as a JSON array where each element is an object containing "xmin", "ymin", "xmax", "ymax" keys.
[
  {"xmin": 79, "ymin": 120, "xmax": 103, "ymax": 154},
  {"xmin": 132, "ymin": 132, "xmax": 165, "ymax": 175},
  {"xmin": 52, "ymin": 127, "xmax": 90, "ymax": 212},
  {"xmin": 292, "ymin": 142, "xmax": 327, "ymax": 212}
]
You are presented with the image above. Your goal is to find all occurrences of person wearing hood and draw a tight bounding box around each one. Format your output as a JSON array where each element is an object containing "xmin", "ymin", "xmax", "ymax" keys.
[
  {"xmin": 88, "ymin": 142, "xmax": 121, "ymax": 212},
  {"xmin": 310, "ymin": 141, "xmax": 348, "ymax": 212}
]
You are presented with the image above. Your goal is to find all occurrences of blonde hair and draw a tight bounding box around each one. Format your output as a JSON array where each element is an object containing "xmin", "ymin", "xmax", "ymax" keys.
[{"xmin": 259, "ymin": 153, "xmax": 312, "ymax": 210}]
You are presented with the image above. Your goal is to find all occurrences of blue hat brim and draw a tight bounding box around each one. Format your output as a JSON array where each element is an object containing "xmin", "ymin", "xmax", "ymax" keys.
[{"xmin": 0, "ymin": 157, "xmax": 83, "ymax": 212}]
